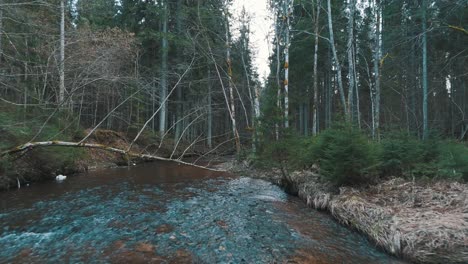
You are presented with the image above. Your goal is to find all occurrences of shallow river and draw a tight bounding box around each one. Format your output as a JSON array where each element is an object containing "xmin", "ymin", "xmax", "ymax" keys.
[{"xmin": 0, "ymin": 162, "xmax": 406, "ymax": 263}]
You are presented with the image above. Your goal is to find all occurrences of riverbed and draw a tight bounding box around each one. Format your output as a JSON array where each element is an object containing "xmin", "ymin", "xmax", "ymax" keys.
[{"xmin": 0, "ymin": 162, "xmax": 405, "ymax": 263}]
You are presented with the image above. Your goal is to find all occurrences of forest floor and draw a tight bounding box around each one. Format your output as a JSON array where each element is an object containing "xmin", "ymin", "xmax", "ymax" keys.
[{"xmin": 220, "ymin": 161, "xmax": 468, "ymax": 264}]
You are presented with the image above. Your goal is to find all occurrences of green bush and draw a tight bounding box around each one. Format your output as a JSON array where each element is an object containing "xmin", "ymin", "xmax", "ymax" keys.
[
  {"xmin": 437, "ymin": 142, "xmax": 468, "ymax": 181},
  {"xmin": 379, "ymin": 132, "xmax": 468, "ymax": 181},
  {"xmin": 254, "ymin": 130, "xmax": 312, "ymax": 171},
  {"xmin": 379, "ymin": 133, "xmax": 437, "ymax": 176},
  {"xmin": 311, "ymin": 124, "xmax": 377, "ymax": 186}
]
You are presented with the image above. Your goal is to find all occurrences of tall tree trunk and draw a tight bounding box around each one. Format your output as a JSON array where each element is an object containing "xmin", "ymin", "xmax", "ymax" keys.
[
  {"xmin": 347, "ymin": 0, "xmax": 356, "ymax": 120},
  {"xmin": 283, "ymin": 0, "xmax": 290, "ymax": 128},
  {"xmin": 225, "ymin": 14, "xmax": 241, "ymax": 153},
  {"xmin": 325, "ymin": 46, "xmax": 333, "ymax": 128},
  {"xmin": 253, "ymin": 84, "xmax": 261, "ymax": 150},
  {"xmin": 59, "ymin": 0, "xmax": 65, "ymax": 104},
  {"xmin": 312, "ymin": 0, "xmax": 321, "ymax": 135},
  {"xmin": 175, "ymin": 0, "xmax": 184, "ymax": 141},
  {"xmin": 0, "ymin": 0, "xmax": 3, "ymax": 63},
  {"xmin": 327, "ymin": 0, "xmax": 348, "ymax": 117},
  {"xmin": 159, "ymin": 0, "xmax": 168, "ymax": 136},
  {"xmin": 353, "ymin": 48, "xmax": 361, "ymax": 128},
  {"xmin": 241, "ymin": 45, "xmax": 255, "ymax": 150},
  {"xmin": 275, "ymin": 15, "xmax": 282, "ymax": 140},
  {"xmin": 422, "ymin": 0, "xmax": 429, "ymax": 140},
  {"xmin": 304, "ymin": 102, "xmax": 309, "ymax": 135},
  {"xmin": 371, "ymin": 0, "xmax": 382, "ymax": 140},
  {"xmin": 207, "ymin": 67, "xmax": 212, "ymax": 148}
]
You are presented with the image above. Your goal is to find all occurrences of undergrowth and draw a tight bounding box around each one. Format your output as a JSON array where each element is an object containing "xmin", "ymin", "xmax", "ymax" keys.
[{"xmin": 254, "ymin": 123, "xmax": 468, "ymax": 186}]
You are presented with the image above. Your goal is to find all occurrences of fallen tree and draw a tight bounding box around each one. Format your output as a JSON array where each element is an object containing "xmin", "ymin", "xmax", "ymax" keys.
[{"xmin": 1, "ymin": 141, "xmax": 226, "ymax": 172}]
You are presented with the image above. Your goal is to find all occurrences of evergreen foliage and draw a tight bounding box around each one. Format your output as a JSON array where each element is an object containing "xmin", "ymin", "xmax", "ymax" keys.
[{"xmin": 310, "ymin": 124, "xmax": 377, "ymax": 186}]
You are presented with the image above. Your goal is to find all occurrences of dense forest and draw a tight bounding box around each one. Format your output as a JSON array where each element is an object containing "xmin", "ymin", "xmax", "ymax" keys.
[
  {"xmin": 1, "ymin": 1, "xmax": 467, "ymax": 263},
  {"xmin": 266, "ymin": 0, "xmax": 467, "ymax": 140},
  {"xmin": 0, "ymin": 0, "xmax": 467, "ymax": 183},
  {"xmin": 259, "ymin": 0, "xmax": 468, "ymax": 184},
  {"xmin": 0, "ymin": 0, "xmax": 257, "ymax": 154}
]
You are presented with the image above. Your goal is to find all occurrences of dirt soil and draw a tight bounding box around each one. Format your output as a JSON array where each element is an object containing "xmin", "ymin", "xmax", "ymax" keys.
[{"xmin": 230, "ymin": 162, "xmax": 468, "ymax": 264}]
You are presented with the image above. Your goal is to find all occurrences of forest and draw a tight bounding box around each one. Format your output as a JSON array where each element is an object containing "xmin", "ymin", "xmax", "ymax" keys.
[
  {"xmin": 0, "ymin": 0, "xmax": 467, "ymax": 263},
  {"xmin": 0, "ymin": 0, "xmax": 467, "ymax": 178}
]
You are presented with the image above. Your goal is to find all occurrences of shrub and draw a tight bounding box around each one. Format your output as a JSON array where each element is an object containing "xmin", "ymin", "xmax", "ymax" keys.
[
  {"xmin": 379, "ymin": 132, "xmax": 468, "ymax": 181},
  {"xmin": 379, "ymin": 133, "xmax": 434, "ymax": 176},
  {"xmin": 437, "ymin": 142, "xmax": 468, "ymax": 181},
  {"xmin": 311, "ymin": 124, "xmax": 377, "ymax": 186},
  {"xmin": 254, "ymin": 130, "xmax": 311, "ymax": 171}
]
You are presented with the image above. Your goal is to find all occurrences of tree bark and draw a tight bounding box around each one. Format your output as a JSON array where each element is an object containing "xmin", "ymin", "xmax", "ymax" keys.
[
  {"xmin": 159, "ymin": 0, "xmax": 169, "ymax": 136},
  {"xmin": 59, "ymin": 0, "xmax": 65, "ymax": 104},
  {"xmin": 225, "ymin": 13, "xmax": 241, "ymax": 153},
  {"xmin": 327, "ymin": 0, "xmax": 347, "ymax": 117},
  {"xmin": 347, "ymin": 0, "xmax": 356, "ymax": 120},
  {"xmin": 371, "ymin": 0, "xmax": 382, "ymax": 140},
  {"xmin": 207, "ymin": 67, "xmax": 212, "ymax": 148},
  {"xmin": 0, "ymin": 0, "xmax": 3, "ymax": 63},
  {"xmin": 175, "ymin": 0, "xmax": 184, "ymax": 142},
  {"xmin": 312, "ymin": 0, "xmax": 321, "ymax": 135},
  {"xmin": 283, "ymin": 0, "xmax": 290, "ymax": 128},
  {"xmin": 275, "ymin": 14, "xmax": 282, "ymax": 140},
  {"xmin": 422, "ymin": 0, "xmax": 429, "ymax": 140},
  {"xmin": 353, "ymin": 47, "xmax": 361, "ymax": 128},
  {"xmin": 241, "ymin": 44, "xmax": 255, "ymax": 150}
]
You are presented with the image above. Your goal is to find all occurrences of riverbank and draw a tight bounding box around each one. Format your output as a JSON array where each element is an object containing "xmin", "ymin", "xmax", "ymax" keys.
[
  {"xmin": 223, "ymin": 161, "xmax": 468, "ymax": 264},
  {"xmin": 0, "ymin": 128, "xmax": 209, "ymax": 190}
]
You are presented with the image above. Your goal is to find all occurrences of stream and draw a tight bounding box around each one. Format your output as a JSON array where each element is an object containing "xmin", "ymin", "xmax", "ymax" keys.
[{"xmin": 0, "ymin": 162, "xmax": 406, "ymax": 263}]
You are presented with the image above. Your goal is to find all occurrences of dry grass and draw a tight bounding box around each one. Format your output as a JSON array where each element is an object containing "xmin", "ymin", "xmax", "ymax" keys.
[
  {"xmin": 313, "ymin": 178, "xmax": 467, "ymax": 263},
  {"xmin": 242, "ymin": 164, "xmax": 468, "ymax": 263}
]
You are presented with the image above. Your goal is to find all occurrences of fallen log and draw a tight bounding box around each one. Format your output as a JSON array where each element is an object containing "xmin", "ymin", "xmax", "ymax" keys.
[{"xmin": 1, "ymin": 141, "xmax": 226, "ymax": 172}]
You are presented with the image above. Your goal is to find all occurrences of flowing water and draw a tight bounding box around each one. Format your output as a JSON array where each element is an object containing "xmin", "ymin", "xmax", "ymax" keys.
[{"xmin": 0, "ymin": 162, "xmax": 406, "ymax": 263}]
